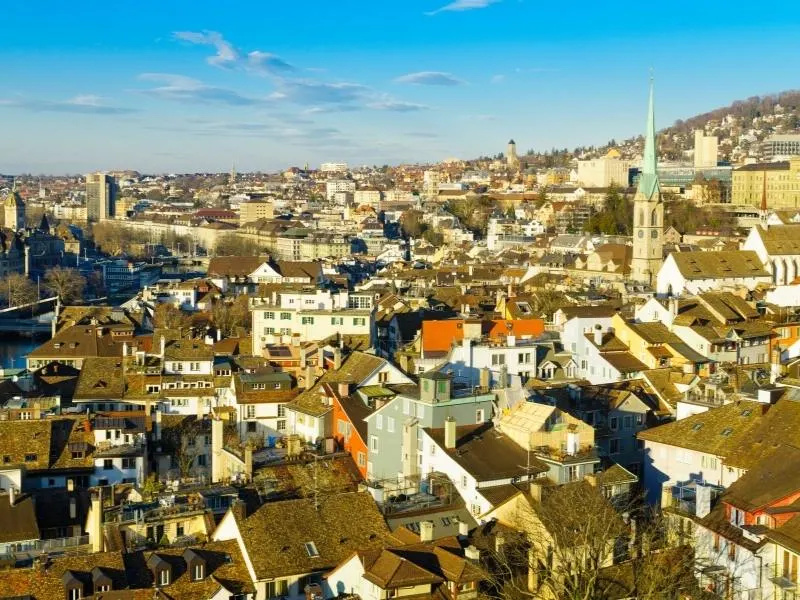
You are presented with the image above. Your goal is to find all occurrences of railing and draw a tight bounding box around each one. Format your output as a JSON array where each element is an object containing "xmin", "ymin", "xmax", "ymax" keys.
[
  {"xmin": 105, "ymin": 502, "xmax": 206, "ymax": 524},
  {"xmin": 0, "ymin": 535, "xmax": 90, "ymax": 562}
]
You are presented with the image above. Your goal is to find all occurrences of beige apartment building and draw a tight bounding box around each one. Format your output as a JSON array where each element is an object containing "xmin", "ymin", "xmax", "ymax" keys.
[
  {"xmin": 239, "ymin": 200, "xmax": 274, "ymax": 226},
  {"xmin": 732, "ymin": 158, "xmax": 800, "ymax": 209}
]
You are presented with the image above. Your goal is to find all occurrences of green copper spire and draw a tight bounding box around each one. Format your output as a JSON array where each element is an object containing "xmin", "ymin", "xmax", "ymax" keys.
[{"xmin": 637, "ymin": 78, "xmax": 659, "ymax": 200}]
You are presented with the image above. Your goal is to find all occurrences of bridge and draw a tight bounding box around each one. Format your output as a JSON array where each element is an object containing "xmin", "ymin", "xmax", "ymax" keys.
[{"xmin": 0, "ymin": 297, "xmax": 58, "ymax": 336}]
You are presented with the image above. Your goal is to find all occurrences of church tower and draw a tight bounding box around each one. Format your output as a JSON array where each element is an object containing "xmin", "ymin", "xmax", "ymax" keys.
[
  {"xmin": 507, "ymin": 139, "xmax": 520, "ymax": 170},
  {"xmin": 630, "ymin": 80, "xmax": 664, "ymax": 286},
  {"xmin": 3, "ymin": 181, "xmax": 25, "ymax": 231}
]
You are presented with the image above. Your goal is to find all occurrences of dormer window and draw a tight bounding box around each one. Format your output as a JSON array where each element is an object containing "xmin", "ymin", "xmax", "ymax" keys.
[
  {"xmin": 91, "ymin": 567, "xmax": 112, "ymax": 594},
  {"xmin": 183, "ymin": 548, "xmax": 207, "ymax": 582},
  {"xmin": 160, "ymin": 569, "xmax": 170, "ymax": 586},
  {"xmin": 193, "ymin": 564, "xmax": 204, "ymax": 581},
  {"xmin": 147, "ymin": 553, "xmax": 171, "ymax": 588},
  {"xmin": 304, "ymin": 541, "xmax": 320, "ymax": 558},
  {"xmin": 62, "ymin": 570, "xmax": 83, "ymax": 600}
]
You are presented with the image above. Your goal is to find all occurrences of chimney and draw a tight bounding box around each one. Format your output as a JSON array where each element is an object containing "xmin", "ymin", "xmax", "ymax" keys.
[
  {"xmin": 317, "ymin": 347, "xmax": 325, "ymax": 373},
  {"xmin": 90, "ymin": 490, "xmax": 103, "ymax": 553},
  {"xmin": 51, "ymin": 315, "xmax": 57, "ymax": 339},
  {"xmin": 8, "ymin": 485, "xmax": 15, "ymax": 506},
  {"xmin": 444, "ymin": 417, "xmax": 457, "ymax": 450},
  {"xmin": 300, "ymin": 349, "xmax": 307, "ymax": 369},
  {"xmin": 458, "ymin": 520, "xmax": 470, "ymax": 539},
  {"xmin": 69, "ymin": 498, "xmax": 77, "ymax": 520},
  {"xmin": 122, "ymin": 342, "xmax": 128, "ymax": 357},
  {"xmin": 160, "ymin": 336, "xmax": 166, "ymax": 358},
  {"xmin": 495, "ymin": 534, "xmax": 505, "ymax": 554},
  {"xmin": 479, "ymin": 367, "xmax": 491, "ymax": 390},
  {"xmin": 333, "ymin": 347, "xmax": 342, "ymax": 371},
  {"xmin": 419, "ymin": 520, "xmax": 434, "ymax": 542},
  {"xmin": 211, "ymin": 417, "xmax": 224, "ymax": 483},
  {"xmin": 244, "ymin": 445, "xmax": 253, "ymax": 483},
  {"xmin": 465, "ymin": 545, "xmax": 481, "ymax": 562},
  {"xmin": 771, "ymin": 345, "xmax": 783, "ymax": 383},
  {"xmin": 593, "ymin": 324, "xmax": 603, "ymax": 346},
  {"xmin": 695, "ymin": 484, "xmax": 712, "ymax": 519},
  {"xmin": 231, "ymin": 498, "xmax": 247, "ymax": 522},
  {"xmin": 669, "ymin": 296, "xmax": 678, "ymax": 315},
  {"xmin": 338, "ymin": 382, "xmax": 350, "ymax": 397},
  {"xmin": 305, "ymin": 365, "xmax": 316, "ymax": 390},
  {"xmin": 529, "ymin": 480, "xmax": 544, "ymax": 503},
  {"xmin": 216, "ymin": 328, "xmax": 222, "ymax": 342}
]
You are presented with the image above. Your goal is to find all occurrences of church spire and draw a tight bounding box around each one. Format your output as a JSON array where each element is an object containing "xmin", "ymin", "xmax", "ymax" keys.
[{"xmin": 637, "ymin": 78, "xmax": 659, "ymax": 201}]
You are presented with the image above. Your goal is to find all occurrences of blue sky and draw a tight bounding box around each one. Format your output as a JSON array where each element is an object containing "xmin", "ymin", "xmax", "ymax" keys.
[{"xmin": 3, "ymin": 0, "xmax": 800, "ymax": 174}]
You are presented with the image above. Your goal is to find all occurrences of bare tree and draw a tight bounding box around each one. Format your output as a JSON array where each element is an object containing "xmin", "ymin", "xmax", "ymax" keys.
[
  {"xmin": 153, "ymin": 303, "xmax": 192, "ymax": 330},
  {"xmin": 482, "ymin": 483, "xmax": 699, "ymax": 600},
  {"xmin": 0, "ymin": 273, "xmax": 37, "ymax": 307},
  {"xmin": 160, "ymin": 417, "xmax": 204, "ymax": 480},
  {"xmin": 211, "ymin": 296, "xmax": 250, "ymax": 337},
  {"xmin": 213, "ymin": 234, "xmax": 261, "ymax": 256},
  {"xmin": 43, "ymin": 266, "xmax": 86, "ymax": 303}
]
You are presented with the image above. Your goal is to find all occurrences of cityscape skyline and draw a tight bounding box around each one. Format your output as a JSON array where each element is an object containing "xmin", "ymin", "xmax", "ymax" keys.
[{"xmin": 3, "ymin": 0, "xmax": 800, "ymax": 173}]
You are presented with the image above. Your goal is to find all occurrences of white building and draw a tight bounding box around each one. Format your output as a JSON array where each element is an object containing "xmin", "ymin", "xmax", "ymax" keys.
[
  {"xmin": 656, "ymin": 251, "xmax": 772, "ymax": 297},
  {"xmin": 326, "ymin": 179, "xmax": 356, "ymax": 201},
  {"xmin": 320, "ymin": 162, "xmax": 349, "ymax": 173},
  {"xmin": 576, "ymin": 153, "xmax": 630, "ymax": 188},
  {"xmin": 694, "ymin": 130, "xmax": 719, "ymax": 169},
  {"xmin": 251, "ymin": 290, "xmax": 374, "ymax": 354}
]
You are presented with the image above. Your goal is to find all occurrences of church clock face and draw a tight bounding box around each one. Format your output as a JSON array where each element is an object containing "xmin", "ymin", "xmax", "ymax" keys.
[
  {"xmin": 638, "ymin": 230, "xmax": 644, "ymax": 238},
  {"xmin": 651, "ymin": 230, "xmax": 658, "ymax": 238}
]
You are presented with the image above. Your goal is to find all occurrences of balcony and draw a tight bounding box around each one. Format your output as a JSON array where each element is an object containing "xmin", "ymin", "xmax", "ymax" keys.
[
  {"xmin": 0, "ymin": 535, "xmax": 90, "ymax": 563},
  {"xmin": 104, "ymin": 498, "xmax": 206, "ymax": 525},
  {"xmin": 533, "ymin": 444, "xmax": 599, "ymax": 464}
]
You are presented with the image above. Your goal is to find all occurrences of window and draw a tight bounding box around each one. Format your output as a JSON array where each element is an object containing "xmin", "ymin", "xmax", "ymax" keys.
[
  {"xmin": 176, "ymin": 522, "xmax": 184, "ymax": 537},
  {"xmin": 370, "ymin": 436, "xmax": 379, "ymax": 453},
  {"xmin": 103, "ymin": 459, "xmax": 114, "ymax": 470},
  {"xmin": 378, "ymin": 371, "xmax": 388, "ymax": 383},
  {"xmin": 635, "ymin": 414, "xmax": 643, "ymax": 426},
  {"xmin": 728, "ymin": 543, "xmax": 736, "ymax": 560},
  {"xmin": 623, "ymin": 416, "xmax": 632, "ymax": 429},
  {"xmin": 492, "ymin": 354, "xmax": 505, "ymax": 366},
  {"xmin": 265, "ymin": 580, "xmax": 289, "ymax": 598},
  {"xmin": 23, "ymin": 452, "xmax": 36, "ymax": 463},
  {"xmin": 609, "ymin": 439, "xmax": 620, "ymax": 455},
  {"xmin": 731, "ymin": 507, "xmax": 744, "ymax": 527},
  {"xmin": 72, "ymin": 450, "xmax": 84, "ymax": 459},
  {"xmin": 353, "ymin": 317, "xmax": 366, "ymax": 327},
  {"xmin": 277, "ymin": 420, "xmax": 286, "ymax": 432},
  {"xmin": 247, "ymin": 422, "xmax": 257, "ymax": 433},
  {"xmin": 69, "ymin": 589, "xmax": 81, "ymax": 600},
  {"xmin": 566, "ymin": 465, "xmax": 579, "ymax": 482},
  {"xmin": 476, "ymin": 409, "xmax": 485, "ymax": 423},
  {"xmin": 304, "ymin": 541, "xmax": 320, "ymax": 558},
  {"xmin": 159, "ymin": 569, "xmax": 170, "ymax": 586},
  {"xmin": 387, "ymin": 417, "xmax": 395, "ymax": 433},
  {"xmin": 189, "ymin": 362, "xmax": 200, "ymax": 372},
  {"xmin": 461, "ymin": 475, "xmax": 468, "ymax": 488},
  {"xmin": 783, "ymin": 550, "xmax": 798, "ymax": 583},
  {"xmin": 376, "ymin": 414, "xmax": 383, "ymax": 430},
  {"xmin": 173, "ymin": 362, "xmax": 183, "ymax": 371},
  {"xmin": 301, "ymin": 317, "xmax": 315, "ymax": 325},
  {"xmin": 280, "ymin": 312, "xmax": 292, "ymax": 320},
  {"xmin": 197, "ymin": 454, "xmax": 207, "ymax": 467},
  {"xmin": 701, "ymin": 455, "xmax": 717, "ymax": 470},
  {"xmin": 357, "ymin": 452, "xmax": 366, "ymax": 467},
  {"xmin": 122, "ymin": 458, "xmax": 136, "ymax": 470},
  {"xmin": 246, "ymin": 405, "xmax": 256, "ymax": 419},
  {"xmin": 193, "ymin": 564, "xmax": 204, "ymax": 581},
  {"xmin": 519, "ymin": 352, "xmax": 531, "ymax": 364},
  {"xmin": 2, "ymin": 455, "xmax": 8, "ymax": 464},
  {"xmin": 609, "ymin": 417, "xmax": 618, "ymax": 431}
]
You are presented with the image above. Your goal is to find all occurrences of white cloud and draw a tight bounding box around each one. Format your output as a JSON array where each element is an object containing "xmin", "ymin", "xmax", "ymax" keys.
[
  {"xmin": 394, "ymin": 71, "xmax": 464, "ymax": 86},
  {"xmin": 137, "ymin": 73, "xmax": 266, "ymax": 106},
  {"xmin": 0, "ymin": 95, "xmax": 138, "ymax": 115},
  {"xmin": 173, "ymin": 31, "xmax": 294, "ymax": 75},
  {"xmin": 426, "ymin": 0, "xmax": 500, "ymax": 16},
  {"xmin": 490, "ymin": 74, "xmax": 505, "ymax": 84}
]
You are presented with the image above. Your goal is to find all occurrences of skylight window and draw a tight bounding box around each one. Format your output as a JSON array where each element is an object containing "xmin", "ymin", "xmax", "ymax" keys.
[
  {"xmin": 721, "ymin": 428, "xmax": 733, "ymax": 437},
  {"xmin": 741, "ymin": 409, "xmax": 752, "ymax": 417},
  {"xmin": 304, "ymin": 542, "xmax": 320, "ymax": 558},
  {"xmin": 691, "ymin": 423, "xmax": 703, "ymax": 431}
]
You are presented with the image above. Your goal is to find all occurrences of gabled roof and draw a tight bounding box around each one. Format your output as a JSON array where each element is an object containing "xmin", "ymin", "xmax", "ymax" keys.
[
  {"xmin": 638, "ymin": 400, "xmax": 767, "ymax": 456},
  {"xmin": 207, "ymin": 256, "xmax": 268, "ymax": 278},
  {"xmin": 228, "ymin": 492, "xmax": 392, "ymax": 579},
  {"xmin": 724, "ymin": 445, "xmax": 800, "ymax": 512},
  {"xmin": 669, "ymin": 250, "xmax": 770, "ymax": 280}
]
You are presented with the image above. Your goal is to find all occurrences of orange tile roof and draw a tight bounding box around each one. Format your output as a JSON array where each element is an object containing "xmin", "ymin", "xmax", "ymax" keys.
[{"xmin": 421, "ymin": 319, "xmax": 545, "ymax": 353}]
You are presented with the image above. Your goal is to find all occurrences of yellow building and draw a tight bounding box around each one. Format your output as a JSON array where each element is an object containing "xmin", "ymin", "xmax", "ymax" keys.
[
  {"xmin": 611, "ymin": 314, "xmax": 691, "ymax": 370},
  {"xmin": 239, "ymin": 200, "xmax": 274, "ymax": 226},
  {"xmin": 731, "ymin": 158, "xmax": 800, "ymax": 209}
]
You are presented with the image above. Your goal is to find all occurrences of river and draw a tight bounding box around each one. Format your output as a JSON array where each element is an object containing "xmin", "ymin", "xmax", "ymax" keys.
[{"xmin": 0, "ymin": 336, "xmax": 44, "ymax": 370}]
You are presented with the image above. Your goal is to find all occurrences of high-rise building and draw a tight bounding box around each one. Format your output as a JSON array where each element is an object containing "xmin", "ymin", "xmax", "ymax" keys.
[
  {"xmin": 693, "ymin": 130, "xmax": 719, "ymax": 168},
  {"xmin": 3, "ymin": 182, "xmax": 25, "ymax": 231},
  {"xmin": 86, "ymin": 173, "xmax": 116, "ymax": 221},
  {"xmin": 320, "ymin": 162, "xmax": 349, "ymax": 173},
  {"xmin": 630, "ymin": 81, "xmax": 664, "ymax": 287},
  {"xmin": 577, "ymin": 150, "xmax": 631, "ymax": 187},
  {"xmin": 761, "ymin": 134, "xmax": 800, "ymax": 161},
  {"xmin": 422, "ymin": 171, "xmax": 440, "ymax": 199},
  {"xmin": 507, "ymin": 139, "xmax": 520, "ymax": 170}
]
